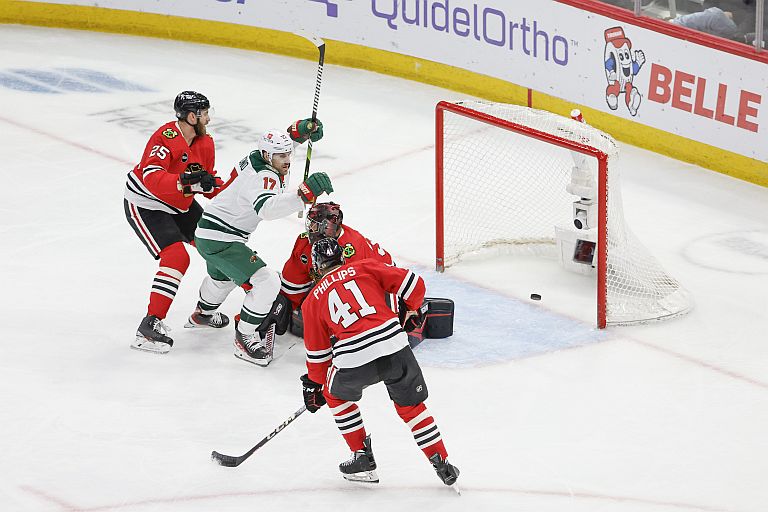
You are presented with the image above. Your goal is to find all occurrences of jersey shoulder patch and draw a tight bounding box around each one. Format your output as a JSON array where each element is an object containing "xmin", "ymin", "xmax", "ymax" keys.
[
  {"xmin": 342, "ymin": 243, "xmax": 356, "ymax": 258},
  {"xmin": 300, "ymin": 232, "xmax": 309, "ymax": 239},
  {"xmin": 162, "ymin": 128, "xmax": 178, "ymax": 139}
]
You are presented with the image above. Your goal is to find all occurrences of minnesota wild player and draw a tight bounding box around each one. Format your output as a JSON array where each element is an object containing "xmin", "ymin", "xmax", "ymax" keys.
[{"xmin": 185, "ymin": 123, "xmax": 332, "ymax": 365}]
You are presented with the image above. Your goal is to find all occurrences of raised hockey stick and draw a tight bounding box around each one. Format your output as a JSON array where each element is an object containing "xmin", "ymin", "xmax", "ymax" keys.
[
  {"xmin": 211, "ymin": 405, "xmax": 307, "ymax": 467},
  {"xmin": 297, "ymin": 33, "xmax": 325, "ymax": 218}
]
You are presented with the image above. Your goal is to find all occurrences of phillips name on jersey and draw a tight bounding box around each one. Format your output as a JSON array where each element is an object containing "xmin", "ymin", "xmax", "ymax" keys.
[{"xmin": 312, "ymin": 267, "xmax": 358, "ymax": 299}]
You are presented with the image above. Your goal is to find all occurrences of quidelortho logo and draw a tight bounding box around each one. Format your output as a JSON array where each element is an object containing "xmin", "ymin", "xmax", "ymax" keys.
[
  {"xmin": 370, "ymin": 0, "xmax": 570, "ymax": 66},
  {"xmin": 309, "ymin": 0, "xmax": 339, "ymax": 17}
]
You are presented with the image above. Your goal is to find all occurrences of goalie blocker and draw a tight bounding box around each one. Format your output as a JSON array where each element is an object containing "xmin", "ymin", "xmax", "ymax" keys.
[{"xmin": 288, "ymin": 297, "xmax": 454, "ymax": 349}]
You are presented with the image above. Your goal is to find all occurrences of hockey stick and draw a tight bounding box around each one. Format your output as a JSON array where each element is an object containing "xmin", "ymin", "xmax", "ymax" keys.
[
  {"xmin": 263, "ymin": 322, "xmax": 276, "ymax": 363},
  {"xmin": 211, "ymin": 405, "xmax": 307, "ymax": 467},
  {"xmin": 297, "ymin": 33, "xmax": 325, "ymax": 218}
]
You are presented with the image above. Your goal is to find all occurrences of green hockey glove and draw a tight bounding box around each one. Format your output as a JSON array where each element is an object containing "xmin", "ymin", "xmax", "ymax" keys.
[
  {"xmin": 288, "ymin": 118, "xmax": 324, "ymax": 143},
  {"xmin": 298, "ymin": 172, "xmax": 333, "ymax": 204}
]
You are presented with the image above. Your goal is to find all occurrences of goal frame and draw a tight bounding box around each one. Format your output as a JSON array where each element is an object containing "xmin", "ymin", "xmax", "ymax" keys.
[{"xmin": 435, "ymin": 101, "xmax": 611, "ymax": 328}]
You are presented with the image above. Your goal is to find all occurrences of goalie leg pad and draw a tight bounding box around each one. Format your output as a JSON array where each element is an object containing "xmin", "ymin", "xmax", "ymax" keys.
[{"xmin": 258, "ymin": 293, "xmax": 292, "ymax": 337}]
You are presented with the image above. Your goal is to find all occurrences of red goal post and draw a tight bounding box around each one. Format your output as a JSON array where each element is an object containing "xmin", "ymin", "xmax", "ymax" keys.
[{"xmin": 435, "ymin": 100, "xmax": 692, "ymax": 328}]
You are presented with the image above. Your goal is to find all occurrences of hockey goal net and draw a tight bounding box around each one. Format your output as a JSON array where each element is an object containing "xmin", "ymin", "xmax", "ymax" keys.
[{"xmin": 435, "ymin": 100, "xmax": 693, "ymax": 327}]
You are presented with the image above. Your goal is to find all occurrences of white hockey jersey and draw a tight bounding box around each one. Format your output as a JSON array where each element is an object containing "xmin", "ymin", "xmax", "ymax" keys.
[{"xmin": 195, "ymin": 151, "xmax": 303, "ymax": 243}]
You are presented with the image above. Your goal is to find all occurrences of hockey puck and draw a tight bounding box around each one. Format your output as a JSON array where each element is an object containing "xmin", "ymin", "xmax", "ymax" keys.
[{"xmin": 530, "ymin": 293, "xmax": 541, "ymax": 301}]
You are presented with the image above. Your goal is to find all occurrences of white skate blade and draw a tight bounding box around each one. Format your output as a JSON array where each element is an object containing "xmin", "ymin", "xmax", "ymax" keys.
[
  {"xmin": 183, "ymin": 319, "xmax": 203, "ymax": 329},
  {"xmin": 342, "ymin": 470, "xmax": 379, "ymax": 484},
  {"xmin": 131, "ymin": 337, "xmax": 171, "ymax": 354},
  {"xmin": 233, "ymin": 348, "xmax": 273, "ymax": 367},
  {"xmin": 450, "ymin": 482, "xmax": 461, "ymax": 495},
  {"xmin": 184, "ymin": 320, "xmax": 219, "ymax": 329}
]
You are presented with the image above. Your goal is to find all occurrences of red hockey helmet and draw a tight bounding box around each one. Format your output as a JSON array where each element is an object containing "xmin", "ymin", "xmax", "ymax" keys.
[{"xmin": 306, "ymin": 202, "xmax": 343, "ymax": 244}]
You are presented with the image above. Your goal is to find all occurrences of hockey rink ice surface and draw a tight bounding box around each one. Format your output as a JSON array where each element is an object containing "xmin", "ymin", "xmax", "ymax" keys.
[{"xmin": 1, "ymin": 25, "xmax": 767, "ymax": 512}]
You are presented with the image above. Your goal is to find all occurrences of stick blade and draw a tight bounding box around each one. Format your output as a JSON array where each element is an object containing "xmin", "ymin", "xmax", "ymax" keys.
[
  {"xmin": 211, "ymin": 450, "xmax": 240, "ymax": 467},
  {"xmin": 294, "ymin": 31, "xmax": 325, "ymax": 48}
]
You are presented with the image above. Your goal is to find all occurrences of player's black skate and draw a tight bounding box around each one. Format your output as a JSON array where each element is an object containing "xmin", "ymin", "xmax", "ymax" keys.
[
  {"xmin": 131, "ymin": 315, "xmax": 173, "ymax": 354},
  {"xmin": 185, "ymin": 306, "xmax": 230, "ymax": 329},
  {"xmin": 339, "ymin": 435, "xmax": 379, "ymax": 483},
  {"xmin": 429, "ymin": 453, "xmax": 460, "ymax": 487},
  {"xmin": 233, "ymin": 324, "xmax": 273, "ymax": 367}
]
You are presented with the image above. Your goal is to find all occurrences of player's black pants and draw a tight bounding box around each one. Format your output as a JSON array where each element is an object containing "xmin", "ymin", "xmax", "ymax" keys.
[
  {"xmin": 327, "ymin": 346, "xmax": 428, "ymax": 406},
  {"xmin": 124, "ymin": 199, "xmax": 203, "ymax": 259}
]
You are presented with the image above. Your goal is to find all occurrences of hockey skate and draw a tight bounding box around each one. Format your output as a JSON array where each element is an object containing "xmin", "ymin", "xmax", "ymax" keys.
[
  {"xmin": 233, "ymin": 324, "xmax": 273, "ymax": 367},
  {"xmin": 131, "ymin": 315, "xmax": 173, "ymax": 354},
  {"xmin": 429, "ymin": 453, "xmax": 460, "ymax": 491},
  {"xmin": 184, "ymin": 307, "xmax": 230, "ymax": 329},
  {"xmin": 339, "ymin": 435, "xmax": 379, "ymax": 483}
]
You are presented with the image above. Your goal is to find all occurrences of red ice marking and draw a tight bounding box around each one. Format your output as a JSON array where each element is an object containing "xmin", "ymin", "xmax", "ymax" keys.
[
  {"xmin": 332, "ymin": 142, "xmax": 435, "ymax": 178},
  {"xmin": 628, "ymin": 337, "xmax": 768, "ymax": 391},
  {"xmin": 20, "ymin": 484, "xmax": 748, "ymax": 512},
  {"xmin": 0, "ymin": 115, "xmax": 134, "ymax": 166},
  {"xmin": 20, "ymin": 485, "xmax": 78, "ymax": 511}
]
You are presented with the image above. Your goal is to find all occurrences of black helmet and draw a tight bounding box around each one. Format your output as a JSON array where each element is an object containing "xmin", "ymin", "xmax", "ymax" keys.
[
  {"xmin": 306, "ymin": 202, "xmax": 343, "ymax": 245},
  {"xmin": 311, "ymin": 238, "xmax": 345, "ymax": 276},
  {"xmin": 174, "ymin": 91, "xmax": 210, "ymax": 120}
]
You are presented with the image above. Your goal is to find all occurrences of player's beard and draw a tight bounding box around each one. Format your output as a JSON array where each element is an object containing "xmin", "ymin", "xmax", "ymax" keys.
[{"xmin": 194, "ymin": 121, "xmax": 207, "ymax": 137}]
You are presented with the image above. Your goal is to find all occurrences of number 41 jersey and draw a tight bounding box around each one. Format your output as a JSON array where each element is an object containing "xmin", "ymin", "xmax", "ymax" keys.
[{"xmin": 301, "ymin": 258, "xmax": 426, "ymax": 384}]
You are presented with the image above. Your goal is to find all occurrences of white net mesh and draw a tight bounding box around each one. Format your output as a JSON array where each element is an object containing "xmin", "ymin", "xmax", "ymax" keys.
[{"xmin": 439, "ymin": 100, "xmax": 692, "ymax": 325}]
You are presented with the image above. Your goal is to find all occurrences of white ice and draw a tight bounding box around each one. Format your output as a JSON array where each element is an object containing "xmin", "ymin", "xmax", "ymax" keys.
[{"xmin": 1, "ymin": 25, "xmax": 767, "ymax": 512}]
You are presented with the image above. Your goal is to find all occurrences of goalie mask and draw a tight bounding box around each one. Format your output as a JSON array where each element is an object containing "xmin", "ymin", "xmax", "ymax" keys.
[
  {"xmin": 311, "ymin": 237, "xmax": 345, "ymax": 276},
  {"xmin": 259, "ymin": 129, "xmax": 294, "ymax": 162},
  {"xmin": 306, "ymin": 202, "xmax": 343, "ymax": 245},
  {"xmin": 174, "ymin": 91, "xmax": 210, "ymax": 120}
]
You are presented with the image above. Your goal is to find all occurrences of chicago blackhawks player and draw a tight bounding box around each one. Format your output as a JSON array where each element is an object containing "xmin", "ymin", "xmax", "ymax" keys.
[
  {"xmin": 299, "ymin": 238, "xmax": 459, "ymax": 487},
  {"xmin": 273, "ymin": 202, "xmax": 395, "ymax": 331},
  {"xmin": 124, "ymin": 91, "xmax": 226, "ymax": 354},
  {"xmin": 191, "ymin": 127, "xmax": 332, "ymax": 366}
]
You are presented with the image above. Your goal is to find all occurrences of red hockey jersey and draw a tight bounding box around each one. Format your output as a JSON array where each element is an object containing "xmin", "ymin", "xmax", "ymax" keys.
[
  {"xmin": 280, "ymin": 225, "xmax": 394, "ymax": 310},
  {"xmin": 301, "ymin": 258, "xmax": 425, "ymax": 384},
  {"xmin": 124, "ymin": 121, "xmax": 220, "ymax": 213}
]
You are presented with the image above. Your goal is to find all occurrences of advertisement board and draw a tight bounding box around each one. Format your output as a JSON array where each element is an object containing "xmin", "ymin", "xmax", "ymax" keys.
[{"xmin": 19, "ymin": 0, "xmax": 767, "ymax": 161}]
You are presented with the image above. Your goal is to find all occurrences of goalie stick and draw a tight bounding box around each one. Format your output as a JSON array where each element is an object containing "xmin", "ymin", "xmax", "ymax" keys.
[
  {"xmin": 296, "ymin": 33, "xmax": 325, "ymax": 218},
  {"xmin": 211, "ymin": 405, "xmax": 307, "ymax": 467}
]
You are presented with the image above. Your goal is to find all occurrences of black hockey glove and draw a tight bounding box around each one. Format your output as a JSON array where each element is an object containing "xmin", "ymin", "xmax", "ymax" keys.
[
  {"xmin": 179, "ymin": 163, "xmax": 218, "ymax": 195},
  {"xmin": 300, "ymin": 374, "xmax": 326, "ymax": 413}
]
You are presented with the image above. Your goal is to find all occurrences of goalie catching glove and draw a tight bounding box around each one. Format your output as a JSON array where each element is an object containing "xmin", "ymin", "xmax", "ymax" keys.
[
  {"xmin": 288, "ymin": 118, "xmax": 324, "ymax": 143},
  {"xmin": 298, "ymin": 172, "xmax": 333, "ymax": 204},
  {"xmin": 300, "ymin": 374, "xmax": 326, "ymax": 413},
  {"xmin": 179, "ymin": 163, "xmax": 220, "ymax": 195}
]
